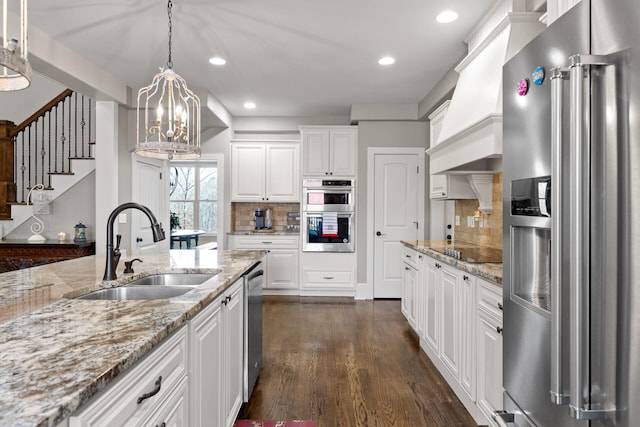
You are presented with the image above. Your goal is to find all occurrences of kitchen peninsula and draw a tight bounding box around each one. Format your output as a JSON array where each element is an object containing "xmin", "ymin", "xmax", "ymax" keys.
[{"xmin": 0, "ymin": 248, "xmax": 265, "ymax": 427}]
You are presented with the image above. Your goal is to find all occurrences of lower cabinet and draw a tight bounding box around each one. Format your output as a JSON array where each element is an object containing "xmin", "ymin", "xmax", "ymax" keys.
[
  {"xmin": 190, "ymin": 278, "xmax": 244, "ymax": 427},
  {"xmin": 401, "ymin": 248, "xmax": 501, "ymax": 425},
  {"xmin": 299, "ymin": 252, "xmax": 356, "ymax": 297},
  {"xmin": 229, "ymin": 235, "xmax": 299, "ymax": 292},
  {"xmin": 476, "ymin": 278, "xmax": 504, "ymax": 426},
  {"xmin": 69, "ymin": 328, "xmax": 189, "ymax": 427},
  {"xmin": 69, "ymin": 279, "xmax": 245, "ymax": 427}
]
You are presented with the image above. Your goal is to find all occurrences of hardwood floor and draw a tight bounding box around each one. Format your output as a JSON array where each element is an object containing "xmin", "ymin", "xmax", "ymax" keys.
[{"xmin": 237, "ymin": 296, "xmax": 477, "ymax": 427}]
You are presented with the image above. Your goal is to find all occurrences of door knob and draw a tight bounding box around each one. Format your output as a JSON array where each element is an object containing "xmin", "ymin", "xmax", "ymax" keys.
[{"xmin": 376, "ymin": 231, "xmax": 385, "ymax": 236}]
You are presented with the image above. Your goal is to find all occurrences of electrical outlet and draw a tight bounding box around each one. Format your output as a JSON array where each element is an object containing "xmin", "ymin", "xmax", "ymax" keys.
[
  {"xmin": 467, "ymin": 216, "xmax": 474, "ymax": 228},
  {"xmin": 478, "ymin": 217, "xmax": 484, "ymax": 228},
  {"xmin": 455, "ymin": 215, "xmax": 460, "ymax": 226}
]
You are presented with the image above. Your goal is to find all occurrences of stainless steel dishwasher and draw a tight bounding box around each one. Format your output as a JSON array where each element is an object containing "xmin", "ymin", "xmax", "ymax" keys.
[{"xmin": 243, "ymin": 260, "xmax": 264, "ymax": 402}]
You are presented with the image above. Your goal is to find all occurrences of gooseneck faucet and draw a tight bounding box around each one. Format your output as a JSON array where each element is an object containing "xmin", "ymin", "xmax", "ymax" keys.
[{"xmin": 103, "ymin": 203, "xmax": 166, "ymax": 281}]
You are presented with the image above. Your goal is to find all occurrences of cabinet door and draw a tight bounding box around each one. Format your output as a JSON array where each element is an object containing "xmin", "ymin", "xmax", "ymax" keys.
[
  {"xmin": 224, "ymin": 281, "xmax": 244, "ymax": 427},
  {"xmin": 329, "ymin": 129, "xmax": 356, "ymax": 176},
  {"xmin": 459, "ymin": 273, "xmax": 476, "ymax": 400},
  {"xmin": 266, "ymin": 144, "xmax": 299, "ymax": 202},
  {"xmin": 302, "ymin": 130, "xmax": 330, "ymax": 175},
  {"xmin": 231, "ymin": 143, "xmax": 266, "ymax": 201},
  {"xmin": 267, "ymin": 249, "xmax": 299, "ymax": 289},
  {"xmin": 440, "ymin": 265, "xmax": 460, "ymax": 380},
  {"xmin": 424, "ymin": 261, "xmax": 440, "ymax": 355},
  {"xmin": 430, "ymin": 174, "xmax": 450, "ymax": 198},
  {"xmin": 477, "ymin": 310, "xmax": 503, "ymax": 423},
  {"xmin": 147, "ymin": 377, "xmax": 189, "ymax": 427},
  {"xmin": 415, "ymin": 254, "xmax": 426, "ymax": 339},
  {"xmin": 189, "ymin": 299, "xmax": 224, "ymax": 427},
  {"xmin": 402, "ymin": 262, "xmax": 418, "ymax": 329}
]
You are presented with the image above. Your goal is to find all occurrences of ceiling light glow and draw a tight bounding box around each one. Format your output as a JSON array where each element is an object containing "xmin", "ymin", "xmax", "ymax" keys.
[
  {"xmin": 209, "ymin": 56, "xmax": 226, "ymax": 66},
  {"xmin": 244, "ymin": 102, "xmax": 257, "ymax": 109},
  {"xmin": 436, "ymin": 10, "xmax": 458, "ymax": 23},
  {"xmin": 378, "ymin": 56, "xmax": 396, "ymax": 66}
]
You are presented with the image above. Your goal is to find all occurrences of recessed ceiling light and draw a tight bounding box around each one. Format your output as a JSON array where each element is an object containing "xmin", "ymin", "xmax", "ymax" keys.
[
  {"xmin": 378, "ymin": 56, "xmax": 396, "ymax": 66},
  {"xmin": 244, "ymin": 102, "xmax": 256, "ymax": 110},
  {"xmin": 209, "ymin": 56, "xmax": 226, "ymax": 66},
  {"xmin": 436, "ymin": 10, "xmax": 458, "ymax": 23}
]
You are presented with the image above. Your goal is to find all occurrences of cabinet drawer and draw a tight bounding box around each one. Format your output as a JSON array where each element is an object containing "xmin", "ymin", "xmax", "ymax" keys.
[
  {"xmin": 69, "ymin": 328, "xmax": 188, "ymax": 427},
  {"xmin": 477, "ymin": 278, "xmax": 503, "ymax": 321},
  {"xmin": 402, "ymin": 247, "xmax": 420, "ymax": 270},
  {"xmin": 230, "ymin": 235, "xmax": 299, "ymax": 250},
  {"xmin": 303, "ymin": 269, "xmax": 353, "ymax": 287}
]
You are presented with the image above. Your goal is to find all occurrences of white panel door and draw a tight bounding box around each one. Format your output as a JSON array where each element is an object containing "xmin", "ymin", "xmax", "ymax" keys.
[
  {"xmin": 373, "ymin": 154, "xmax": 420, "ymax": 298},
  {"xmin": 132, "ymin": 155, "xmax": 165, "ymax": 251}
]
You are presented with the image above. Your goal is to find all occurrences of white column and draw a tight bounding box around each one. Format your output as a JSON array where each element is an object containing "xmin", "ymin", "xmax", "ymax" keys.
[{"xmin": 95, "ymin": 101, "xmax": 119, "ymax": 254}]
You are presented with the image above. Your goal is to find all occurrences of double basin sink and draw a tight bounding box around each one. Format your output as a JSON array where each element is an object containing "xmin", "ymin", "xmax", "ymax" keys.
[{"xmin": 77, "ymin": 273, "xmax": 215, "ymax": 300}]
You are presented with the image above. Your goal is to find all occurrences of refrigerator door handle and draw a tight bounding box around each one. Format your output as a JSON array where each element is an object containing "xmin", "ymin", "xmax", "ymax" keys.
[
  {"xmin": 549, "ymin": 67, "xmax": 569, "ymax": 406},
  {"xmin": 567, "ymin": 53, "xmax": 610, "ymax": 421}
]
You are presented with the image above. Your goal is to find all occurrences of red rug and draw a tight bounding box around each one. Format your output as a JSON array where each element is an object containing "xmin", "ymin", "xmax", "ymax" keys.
[{"xmin": 234, "ymin": 421, "xmax": 315, "ymax": 427}]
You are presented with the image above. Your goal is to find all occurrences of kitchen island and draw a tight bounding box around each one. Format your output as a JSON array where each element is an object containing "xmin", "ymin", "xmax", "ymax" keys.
[{"xmin": 0, "ymin": 249, "xmax": 265, "ymax": 427}]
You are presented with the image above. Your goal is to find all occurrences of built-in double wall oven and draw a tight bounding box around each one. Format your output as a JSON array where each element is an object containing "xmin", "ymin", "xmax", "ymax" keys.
[{"xmin": 302, "ymin": 179, "xmax": 354, "ymax": 252}]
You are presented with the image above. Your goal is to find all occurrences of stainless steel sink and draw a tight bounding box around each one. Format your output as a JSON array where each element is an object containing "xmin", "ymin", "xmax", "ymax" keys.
[{"xmin": 76, "ymin": 273, "xmax": 215, "ymax": 300}]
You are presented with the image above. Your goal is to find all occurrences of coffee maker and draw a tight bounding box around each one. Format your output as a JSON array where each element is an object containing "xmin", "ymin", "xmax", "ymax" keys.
[{"xmin": 254, "ymin": 208, "xmax": 265, "ymax": 229}]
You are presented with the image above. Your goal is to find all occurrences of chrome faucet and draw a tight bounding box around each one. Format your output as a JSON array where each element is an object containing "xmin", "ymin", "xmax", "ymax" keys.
[{"xmin": 103, "ymin": 203, "xmax": 166, "ymax": 281}]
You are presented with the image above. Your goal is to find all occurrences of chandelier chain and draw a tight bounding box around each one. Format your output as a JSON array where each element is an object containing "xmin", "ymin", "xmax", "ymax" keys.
[{"xmin": 167, "ymin": 0, "xmax": 173, "ymax": 69}]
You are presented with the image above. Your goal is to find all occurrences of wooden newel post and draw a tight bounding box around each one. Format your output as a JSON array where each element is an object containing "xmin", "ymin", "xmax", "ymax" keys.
[{"xmin": 0, "ymin": 120, "xmax": 17, "ymax": 220}]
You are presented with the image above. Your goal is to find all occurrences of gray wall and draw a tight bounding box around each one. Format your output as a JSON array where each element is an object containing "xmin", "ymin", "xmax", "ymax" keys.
[{"xmin": 356, "ymin": 121, "xmax": 429, "ymax": 283}]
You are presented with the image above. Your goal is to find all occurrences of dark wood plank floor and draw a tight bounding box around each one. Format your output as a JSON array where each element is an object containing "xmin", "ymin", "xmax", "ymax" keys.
[{"xmin": 237, "ymin": 296, "xmax": 477, "ymax": 427}]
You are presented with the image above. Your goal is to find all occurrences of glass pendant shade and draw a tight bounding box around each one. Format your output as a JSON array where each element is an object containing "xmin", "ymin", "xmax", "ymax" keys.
[
  {"xmin": 0, "ymin": 0, "xmax": 31, "ymax": 91},
  {"xmin": 135, "ymin": 0, "xmax": 200, "ymax": 160},
  {"xmin": 136, "ymin": 67, "xmax": 201, "ymax": 160}
]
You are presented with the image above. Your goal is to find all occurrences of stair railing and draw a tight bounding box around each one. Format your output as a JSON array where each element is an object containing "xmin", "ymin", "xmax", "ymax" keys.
[{"xmin": 10, "ymin": 90, "xmax": 95, "ymax": 204}]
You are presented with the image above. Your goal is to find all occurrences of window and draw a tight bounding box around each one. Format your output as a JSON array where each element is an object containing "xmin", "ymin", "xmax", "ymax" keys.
[{"xmin": 169, "ymin": 163, "xmax": 217, "ymax": 234}]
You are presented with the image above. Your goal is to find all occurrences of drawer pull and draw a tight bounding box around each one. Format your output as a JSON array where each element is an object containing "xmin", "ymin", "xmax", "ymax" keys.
[
  {"xmin": 261, "ymin": 241, "xmax": 273, "ymax": 244},
  {"xmin": 156, "ymin": 423, "xmax": 166, "ymax": 427},
  {"xmin": 405, "ymin": 254, "xmax": 412, "ymax": 258},
  {"xmin": 137, "ymin": 376, "xmax": 162, "ymax": 404},
  {"xmin": 323, "ymin": 276, "xmax": 335, "ymax": 280}
]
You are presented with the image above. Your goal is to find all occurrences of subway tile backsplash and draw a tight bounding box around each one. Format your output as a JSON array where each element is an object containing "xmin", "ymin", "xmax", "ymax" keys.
[
  {"xmin": 231, "ymin": 202, "xmax": 300, "ymax": 232},
  {"xmin": 454, "ymin": 173, "xmax": 503, "ymax": 249}
]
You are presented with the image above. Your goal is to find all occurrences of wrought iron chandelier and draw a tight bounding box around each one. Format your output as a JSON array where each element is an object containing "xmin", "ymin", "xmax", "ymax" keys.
[
  {"xmin": 136, "ymin": 0, "xmax": 200, "ymax": 160},
  {"xmin": 0, "ymin": 0, "xmax": 31, "ymax": 91}
]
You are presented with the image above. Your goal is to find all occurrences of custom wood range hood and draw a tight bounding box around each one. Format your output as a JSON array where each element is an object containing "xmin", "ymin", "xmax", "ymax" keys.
[{"xmin": 426, "ymin": 0, "xmax": 544, "ymax": 212}]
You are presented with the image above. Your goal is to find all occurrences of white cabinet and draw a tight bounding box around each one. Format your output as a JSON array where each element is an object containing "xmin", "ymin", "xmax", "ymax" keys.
[
  {"xmin": 189, "ymin": 279, "xmax": 244, "ymax": 427},
  {"xmin": 69, "ymin": 328, "xmax": 189, "ymax": 427},
  {"xmin": 299, "ymin": 252, "xmax": 356, "ymax": 297},
  {"xmin": 428, "ymin": 101, "xmax": 475, "ymax": 200},
  {"xmin": 229, "ymin": 235, "xmax": 298, "ymax": 291},
  {"xmin": 401, "ymin": 247, "xmax": 419, "ymax": 329},
  {"xmin": 401, "ymin": 247, "xmax": 499, "ymax": 425},
  {"xmin": 231, "ymin": 141, "xmax": 300, "ymax": 202},
  {"xmin": 300, "ymin": 126, "xmax": 357, "ymax": 176},
  {"xmin": 476, "ymin": 278, "xmax": 503, "ymax": 426},
  {"xmin": 546, "ymin": 0, "xmax": 582, "ymax": 25}
]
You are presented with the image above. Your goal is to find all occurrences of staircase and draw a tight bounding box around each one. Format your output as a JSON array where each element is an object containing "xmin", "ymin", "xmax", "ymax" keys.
[{"xmin": 0, "ymin": 90, "xmax": 96, "ymax": 236}]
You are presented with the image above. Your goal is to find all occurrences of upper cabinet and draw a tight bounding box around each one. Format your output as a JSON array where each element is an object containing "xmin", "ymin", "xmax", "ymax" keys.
[
  {"xmin": 300, "ymin": 126, "xmax": 357, "ymax": 177},
  {"xmin": 428, "ymin": 101, "xmax": 475, "ymax": 200},
  {"xmin": 231, "ymin": 141, "xmax": 300, "ymax": 202},
  {"xmin": 546, "ymin": 0, "xmax": 582, "ymax": 25}
]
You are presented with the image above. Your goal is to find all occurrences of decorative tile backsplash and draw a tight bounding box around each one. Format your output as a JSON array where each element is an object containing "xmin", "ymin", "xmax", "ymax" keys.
[
  {"xmin": 454, "ymin": 173, "xmax": 503, "ymax": 249},
  {"xmin": 231, "ymin": 202, "xmax": 300, "ymax": 232}
]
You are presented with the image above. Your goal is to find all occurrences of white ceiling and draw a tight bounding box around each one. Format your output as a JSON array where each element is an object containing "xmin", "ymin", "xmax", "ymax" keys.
[{"xmin": 21, "ymin": 0, "xmax": 494, "ymax": 118}]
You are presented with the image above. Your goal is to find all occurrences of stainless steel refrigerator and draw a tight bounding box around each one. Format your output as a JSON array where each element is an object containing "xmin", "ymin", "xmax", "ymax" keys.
[{"xmin": 501, "ymin": 1, "xmax": 640, "ymax": 426}]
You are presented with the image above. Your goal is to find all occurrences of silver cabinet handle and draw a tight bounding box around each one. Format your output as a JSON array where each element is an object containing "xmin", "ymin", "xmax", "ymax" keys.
[
  {"xmin": 550, "ymin": 66, "xmax": 569, "ymax": 406},
  {"xmin": 261, "ymin": 241, "xmax": 273, "ymax": 244},
  {"xmin": 323, "ymin": 276, "xmax": 334, "ymax": 280}
]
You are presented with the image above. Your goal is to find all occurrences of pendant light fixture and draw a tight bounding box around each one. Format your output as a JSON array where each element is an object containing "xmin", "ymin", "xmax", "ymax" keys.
[
  {"xmin": 136, "ymin": 0, "xmax": 200, "ymax": 160},
  {"xmin": 0, "ymin": 0, "xmax": 31, "ymax": 91}
]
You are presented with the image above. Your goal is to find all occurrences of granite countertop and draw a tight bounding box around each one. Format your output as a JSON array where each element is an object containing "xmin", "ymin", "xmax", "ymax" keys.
[
  {"xmin": 0, "ymin": 249, "xmax": 265, "ymax": 427},
  {"xmin": 401, "ymin": 240, "xmax": 503, "ymax": 285}
]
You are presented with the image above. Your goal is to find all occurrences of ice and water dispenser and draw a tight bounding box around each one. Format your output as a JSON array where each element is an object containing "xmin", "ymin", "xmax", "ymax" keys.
[{"xmin": 509, "ymin": 177, "xmax": 552, "ymax": 313}]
